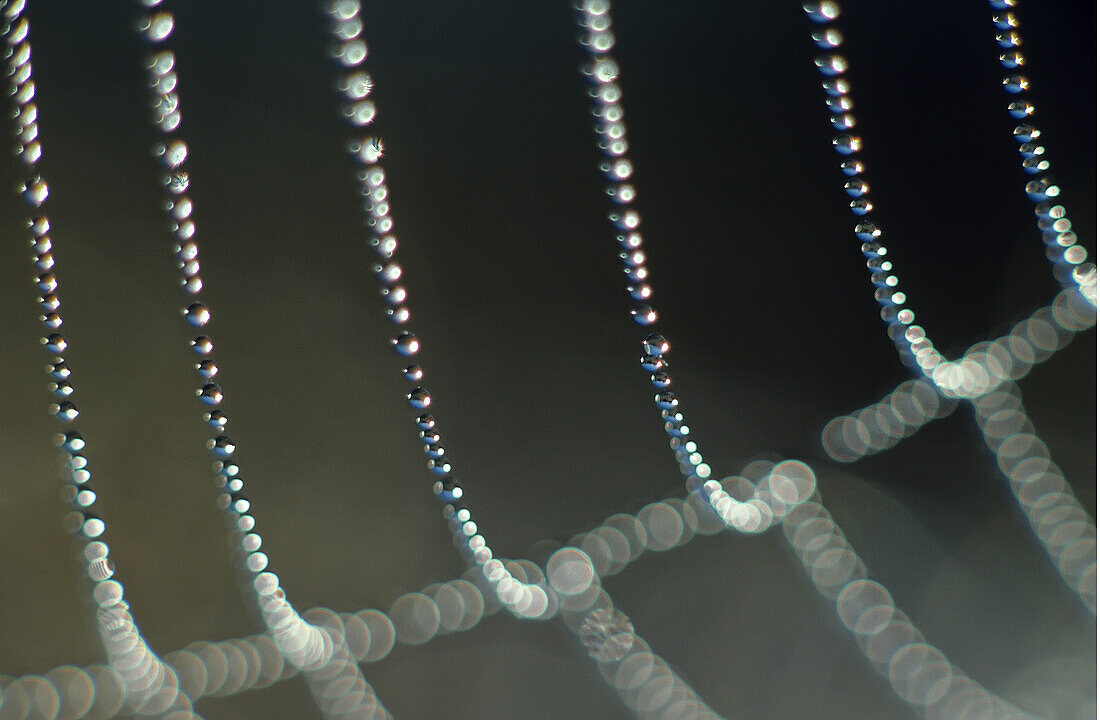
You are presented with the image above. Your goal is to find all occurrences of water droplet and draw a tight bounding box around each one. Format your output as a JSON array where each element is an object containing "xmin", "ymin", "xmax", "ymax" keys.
[
  {"xmin": 192, "ymin": 336, "xmax": 213, "ymax": 355},
  {"xmin": 404, "ymin": 365, "xmax": 423, "ymax": 382},
  {"xmin": 198, "ymin": 383, "xmax": 223, "ymax": 405},
  {"xmin": 821, "ymin": 78, "xmax": 850, "ymax": 96},
  {"xmin": 208, "ymin": 435, "xmax": 236, "ymax": 457},
  {"xmin": 428, "ymin": 458, "xmax": 451, "ymax": 475},
  {"xmin": 1021, "ymin": 156, "xmax": 1050, "ymax": 174},
  {"xmin": 999, "ymin": 51, "xmax": 1025, "ymax": 69},
  {"xmin": 386, "ymin": 306, "xmax": 411, "ymax": 324},
  {"xmin": 167, "ymin": 171, "xmax": 190, "ymax": 193},
  {"xmin": 408, "ymin": 387, "xmax": 431, "ymax": 410},
  {"xmin": 814, "ymin": 54, "xmax": 847, "ymax": 76},
  {"xmin": 832, "ymin": 134, "xmax": 862, "ymax": 154},
  {"xmin": 22, "ymin": 177, "xmax": 48, "ymax": 206},
  {"xmin": 992, "ymin": 13, "xmax": 1018, "ymax": 30},
  {"xmin": 1002, "ymin": 74, "xmax": 1029, "ymax": 93},
  {"xmin": 36, "ymin": 272, "xmax": 57, "ymax": 294},
  {"xmin": 204, "ymin": 410, "xmax": 228, "ymax": 429},
  {"xmin": 850, "ymin": 198, "xmax": 873, "ymax": 215},
  {"xmin": 640, "ymin": 354, "xmax": 664, "ymax": 372},
  {"xmin": 826, "ymin": 95, "xmax": 854, "ymax": 113},
  {"xmin": 424, "ymin": 443, "xmax": 445, "ymax": 459},
  {"xmin": 844, "ymin": 179, "xmax": 869, "ymax": 197},
  {"xmin": 631, "ymin": 304, "xmax": 657, "ymax": 325},
  {"xmin": 433, "ymin": 478, "xmax": 462, "ymax": 503},
  {"xmin": 336, "ymin": 39, "xmax": 368, "ymax": 66},
  {"xmin": 831, "ymin": 113, "xmax": 856, "ymax": 130},
  {"xmin": 50, "ymin": 380, "xmax": 74, "ymax": 397},
  {"xmin": 393, "ymin": 331, "xmax": 420, "ymax": 356},
  {"xmin": 159, "ymin": 140, "xmax": 188, "ymax": 168},
  {"xmin": 1012, "ymin": 124, "xmax": 1039, "ymax": 143},
  {"xmin": 343, "ymin": 71, "xmax": 374, "ymax": 99},
  {"xmin": 40, "ymin": 312, "xmax": 62, "ymax": 329},
  {"xmin": 855, "ymin": 222, "xmax": 882, "ymax": 240},
  {"xmin": 840, "ymin": 159, "xmax": 864, "ymax": 176},
  {"xmin": 580, "ymin": 607, "xmax": 635, "ymax": 663},
  {"xmin": 195, "ymin": 358, "xmax": 218, "ymax": 378},
  {"xmin": 812, "ymin": 28, "xmax": 843, "ymax": 48},
  {"xmin": 43, "ymin": 333, "xmax": 67, "ymax": 354},
  {"xmin": 48, "ymin": 361, "xmax": 71, "ymax": 380},
  {"xmin": 57, "ymin": 432, "xmax": 84, "ymax": 454},
  {"xmin": 417, "ymin": 413, "xmax": 436, "ymax": 430},
  {"xmin": 643, "ymin": 333, "xmax": 670, "ymax": 356},
  {"xmin": 184, "ymin": 302, "xmax": 210, "ymax": 327},
  {"xmin": 345, "ymin": 100, "xmax": 376, "ymax": 126},
  {"xmin": 655, "ymin": 391, "xmax": 678, "ymax": 410},
  {"xmin": 52, "ymin": 401, "xmax": 79, "ymax": 422},
  {"xmin": 142, "ymin": 12, "xmax": 174, "ymax": 42},
  {"xmin": 1018, "ymin": 141, "xmax": 1044, "ymax": 159},
  {"xmin": 651, "ymin": 371, "xmax": 671, "ymax": 389},
  {"xmin": 996, "ymin": 31, "xmax": 1022, "ymax": 48}
]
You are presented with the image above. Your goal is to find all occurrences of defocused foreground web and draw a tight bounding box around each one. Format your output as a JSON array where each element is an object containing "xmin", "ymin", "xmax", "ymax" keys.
[{"xmin": 0, "ymin": 0, "xmax": 1095, "ymax": 719}]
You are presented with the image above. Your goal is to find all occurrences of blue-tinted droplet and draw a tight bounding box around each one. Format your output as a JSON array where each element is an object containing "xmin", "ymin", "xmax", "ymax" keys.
[
  {"xmin": 642, "ymin": 333, "xmax": 669, "ymax": 356},
  {"xmin": 408, "ymin": 387, "xmax": 431, "ymax": 409},
  {"xmin": 184, "ymin": 302, "xmax": 210, "ymax": 327},
  {"xmin": 393, "ymin": 331, "xmax": 420, "ymax": 356},
  {"xmin": 198, "ymin": 383, "xmax": 223, "ymax": 405}
]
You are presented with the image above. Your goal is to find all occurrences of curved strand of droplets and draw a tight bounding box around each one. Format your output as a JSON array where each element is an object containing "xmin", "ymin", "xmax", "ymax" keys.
[
  {"xmin": 1, "ymin": 2, "xmax": 199, "ymax": 716},
  {"xmin": 800, "ymin": 1, "xmax": 1097, "ymax": 398},
  {"xmin": 132, "ymin": 4, "xmax": 371, "ymax": 696},
  {"xmin": 971, "ymin": 384, "xmax": 1096, "ymax": 612},
  {"xmin": 322, "ymin": 0, "xmax": 545, "ymax": 617},
  {"xmin": 574, "ymin": 0, "xmax": 719, "ymax": 493}
]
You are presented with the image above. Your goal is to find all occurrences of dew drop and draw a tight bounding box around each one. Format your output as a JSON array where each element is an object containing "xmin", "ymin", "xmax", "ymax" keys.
[
  {"xmin": 650, "ymin": 371, "xmax": 671, "ymax": 389},
  {"xmin": 580, "ymin": 607, "xmax": 635, "ymax": 663},
  {"xmin": 417, "ymin": 414, "xmax": 436, "ymax": 430},
  {"xmin": 844, "ymin": 179, "xmax": 869, "ymax": 197},
  {"xmin": 408, "ymin": 387, "xmax": 431, "ymax": 410},
  {"xmin": 840, "ymin": 159, "xmax": 865, "ymax": 176},
  {"xmin": 655, "ymin": 391, "xmax": 678, "ymax": 410},
  {"xmin": 204, "ymin": 410, "xmax": 228, "ymax": 429},
  {"xmin": 1012, "ymin": 124, "xmax": 1040, "ymax": 142},
  {"xmin": 184, "ymin": 302, "xmax": 210, "ymax": 327},
  {"xmin": 855, "ymin": 222, "xmax": 882, "ymax": 240},
  {"xmin": 850, "ymin": 198, "xmax": 873, "ymax": 215},
  {"xmin": 36, "ymin": 272, "xmax": 57, "ymax": 293},
  {"xmin": 631, "ymin": 304, "xmax": 657, "ymax": 325},
  {"xmin": 191, "ymin": 336, "xmax": 213, "ymax": 355},
  {"xmin": 209, "ymin": 435, "xmax": 236, "ymax": 457},
  {"xmin": 1003, "ymin": 75, "xmax": 1029, "ymax": 93},
  {"xmin": 196, "ymin": 358, "xmax": 218, "ymax": 378},
  {"xmin": 43, "ymin": 333, "xmax": 67, "ymax": 354},
  {"xmin": 143, "ymin": 12, "xmax": 174, "ymax": 42},
  {"xmin": 433, "ymin": 478, "xmax": 462, "ymax": 503},
  {"xmin": 404, "ymin": 365, "xmax": 423, "ymax": 382},
  {"xmin": 833, "ymin": 135, "xmax": 862, "ymax": 154},
  {"xmin": 642, "ymin": 333, "xmax": 669, "ymax": 356},
  {"xmin": 640, "ymin": 354, "xmax": 664, "ymax": 372},
  {"xmin": 167, "ymin": 171, "xmax": 190, "ymax": 194},
  {"xmin": 198, "ymin": 383, "xmax": 224, "ymax": 405},
  {"xmin": 52, "ymin": 401, "xmax": 79, "ymax": 422},
  {"xmin": 393, "ymin": 331, "xmax": 420, "ymax": 356}
]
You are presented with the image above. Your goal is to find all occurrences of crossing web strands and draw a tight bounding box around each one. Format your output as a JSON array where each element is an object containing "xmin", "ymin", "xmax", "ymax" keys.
[{"xmin": 0, "ymin": 0, "xmax": 1093, "ymax": 719}]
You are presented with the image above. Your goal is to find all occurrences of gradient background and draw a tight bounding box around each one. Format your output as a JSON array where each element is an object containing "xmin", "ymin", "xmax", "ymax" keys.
[{"xmin": 0, "ymin": 1, "xmax": 1094, "ymax": 718}]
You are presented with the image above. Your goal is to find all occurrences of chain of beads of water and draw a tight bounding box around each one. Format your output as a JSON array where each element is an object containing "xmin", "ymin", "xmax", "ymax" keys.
[
  {"xmin": 135, "ymin": 0, "xmax": 338, "ymax": 672},
  {"xmin": 574, "ymin": 0, "xmax": 716, "ymax": 490},
  {"xmin": 323, "ymin": 0, "xmax": 547, "ymax": 617},
  {"xmin": 3, "ymin": 2, "xmax": 201, "ymax": 715},
  {"xmin": 801, "ymin": 0, "xmax": 1097, "ymax": 386}
]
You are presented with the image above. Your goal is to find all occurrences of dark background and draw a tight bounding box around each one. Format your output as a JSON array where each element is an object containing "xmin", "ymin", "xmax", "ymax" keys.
[{"xmin": 0, "ymin": 1, "xmax": 1094, "ymax": 718}]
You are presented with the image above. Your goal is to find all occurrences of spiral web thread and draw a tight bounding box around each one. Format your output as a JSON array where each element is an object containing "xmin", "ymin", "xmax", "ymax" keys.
[{"xmin": 0, "ymin": 0, "xmax": 1094, "ymax": 719}]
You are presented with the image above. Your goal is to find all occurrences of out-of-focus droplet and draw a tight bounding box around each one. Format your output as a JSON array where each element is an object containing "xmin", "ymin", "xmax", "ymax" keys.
[
  {"xmin": 802, "ymin": 1, "xmax": 840, "ymax": 22},
  {"xmin": 143, "ymin": 12, "xmax": 174, "ymax": 42},
  {"xmin": 580, "ymin": 607, "xmax": 635, "ymax": 662}
]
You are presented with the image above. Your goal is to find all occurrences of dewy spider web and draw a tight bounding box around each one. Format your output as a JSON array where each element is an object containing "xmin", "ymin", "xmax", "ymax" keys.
[{"xmin": 0, "ymin": 1, "xmax": 1093, "ymax": 719}]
